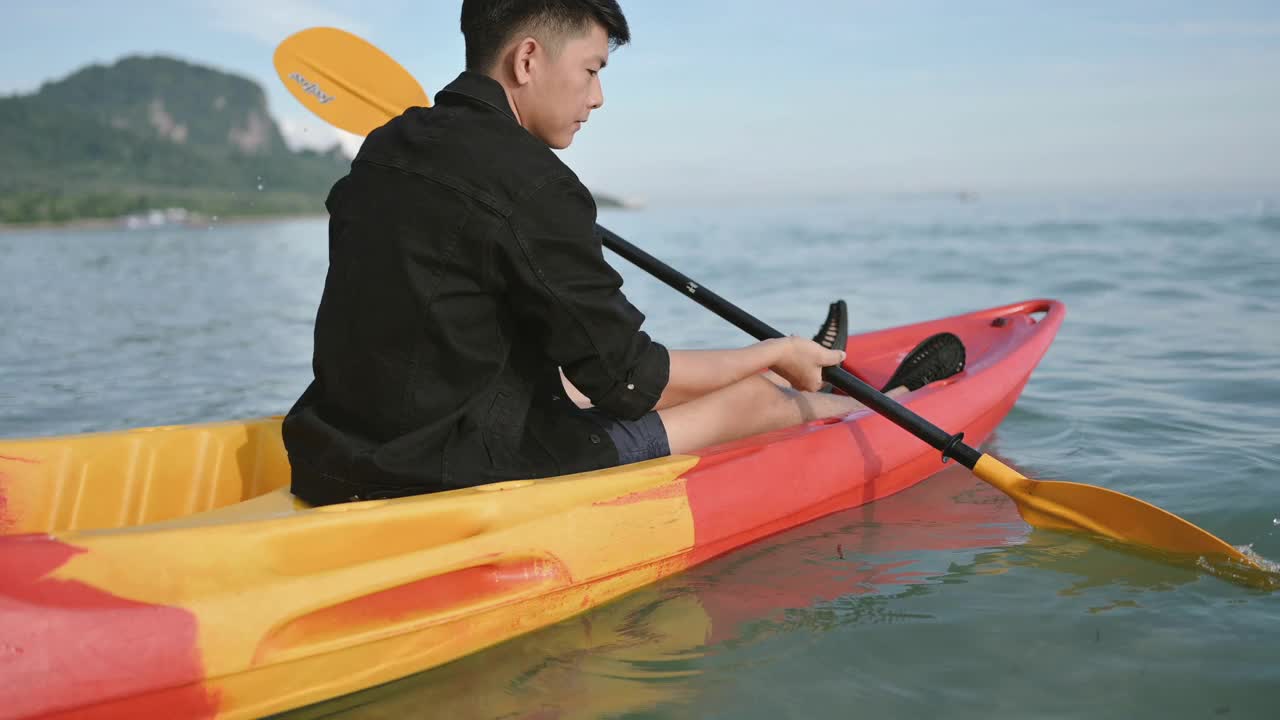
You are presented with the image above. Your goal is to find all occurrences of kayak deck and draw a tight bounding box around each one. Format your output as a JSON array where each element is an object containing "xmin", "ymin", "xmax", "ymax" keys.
[{"xmin": 0, "ymin": 299, "xmax": 1063, "ymax": 720}]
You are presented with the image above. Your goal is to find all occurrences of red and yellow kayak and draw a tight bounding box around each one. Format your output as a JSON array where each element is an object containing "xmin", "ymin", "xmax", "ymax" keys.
[{"xmin": 0, "ymin": 299, "xmax": 1062, "ymax": 720}]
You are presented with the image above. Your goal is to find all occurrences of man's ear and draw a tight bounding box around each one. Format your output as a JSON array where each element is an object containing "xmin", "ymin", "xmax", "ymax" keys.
[{"xmin": 511, "ymin": 37, "xmax": 539, "ymax": 85}]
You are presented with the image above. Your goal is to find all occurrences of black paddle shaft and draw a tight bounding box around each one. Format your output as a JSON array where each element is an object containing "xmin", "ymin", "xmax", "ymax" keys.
[{"xmin": 596, "ymin": 224, "xmax": 984, "ymax": 470}]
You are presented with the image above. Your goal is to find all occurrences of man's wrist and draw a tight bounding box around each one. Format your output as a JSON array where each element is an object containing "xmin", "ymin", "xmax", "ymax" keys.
[{"xmin": 759, "ymin": 337, "xmax": 792, "ymax": 368}]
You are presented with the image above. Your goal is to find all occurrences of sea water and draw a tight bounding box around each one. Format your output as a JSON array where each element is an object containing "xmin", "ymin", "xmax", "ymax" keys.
[{"xmin": 2, "ymin": 190, "xmax": 1277, "ymax": 719}]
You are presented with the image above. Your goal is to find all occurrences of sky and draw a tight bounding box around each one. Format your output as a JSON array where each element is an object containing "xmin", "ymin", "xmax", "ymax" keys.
[{"xmin": 2, "ymin": 1, "xmax": 1278, "ymax": 202}]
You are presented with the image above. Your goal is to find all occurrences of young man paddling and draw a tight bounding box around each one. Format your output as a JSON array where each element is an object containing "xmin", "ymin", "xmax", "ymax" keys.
[{"xmin": 283, "ymin": 0, "xmax": 964, "ymax": 505}]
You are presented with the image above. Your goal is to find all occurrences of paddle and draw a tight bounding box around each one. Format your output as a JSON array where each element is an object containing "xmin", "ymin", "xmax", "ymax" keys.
[{"xmin": 273, "ymin": 27, "xmax": 1266, "ymax": 575}]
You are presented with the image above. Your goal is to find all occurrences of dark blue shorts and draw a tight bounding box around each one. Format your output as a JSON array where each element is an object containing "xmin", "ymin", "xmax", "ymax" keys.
[{"xmin": 581, "ymin": 408, "xmax": 671, "ymax": 465}]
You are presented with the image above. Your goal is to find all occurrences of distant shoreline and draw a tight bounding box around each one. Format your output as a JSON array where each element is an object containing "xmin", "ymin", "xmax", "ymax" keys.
[
  {"xmin": 0, "ymin": 199, "xmax": 642, "ymax": 233},
  {"xmin": 0, "ymin": 211, "xmax": 328, "ymax": 234}
]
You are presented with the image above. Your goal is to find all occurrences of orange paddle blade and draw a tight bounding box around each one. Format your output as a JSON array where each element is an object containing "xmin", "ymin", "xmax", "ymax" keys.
[
  {"xmin": 973, "ymin": 454, "xmax": 1256, "ymax": 564},
  {"xmin": 273, "ymin": 27, "xmax": 428, "ymax": 136}
]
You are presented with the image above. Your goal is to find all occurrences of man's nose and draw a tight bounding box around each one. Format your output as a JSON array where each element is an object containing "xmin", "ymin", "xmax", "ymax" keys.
[{"xmin": 590, "ymin": 76, "xmax": 604, "ymax": 110}]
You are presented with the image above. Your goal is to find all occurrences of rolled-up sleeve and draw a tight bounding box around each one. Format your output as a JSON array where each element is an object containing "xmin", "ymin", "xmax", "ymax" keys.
[{"xmin": 504, "ymin": 177, "xmax": 669, "ymax": 420}]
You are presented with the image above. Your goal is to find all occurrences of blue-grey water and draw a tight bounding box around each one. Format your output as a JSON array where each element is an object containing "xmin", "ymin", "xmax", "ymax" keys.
[{"xmin": 2, "ymin": 192, "xmax": 1278, "ymax": 718}]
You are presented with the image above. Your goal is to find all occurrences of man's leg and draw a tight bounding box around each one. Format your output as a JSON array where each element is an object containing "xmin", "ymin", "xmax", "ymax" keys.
[{"xmin": 657, "ymin": 374, "xmax": 907, "ymax": 455}]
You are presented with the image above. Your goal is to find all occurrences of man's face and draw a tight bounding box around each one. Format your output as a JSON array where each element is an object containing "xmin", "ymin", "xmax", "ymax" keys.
[{"xmin": 519, "ymin": 23, "xmax": 608, "ymax": 149}]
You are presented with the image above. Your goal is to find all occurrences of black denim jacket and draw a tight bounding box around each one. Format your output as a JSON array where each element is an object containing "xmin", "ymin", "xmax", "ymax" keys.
[{"xmin": 283, "ymin": 72, "xmax": 670, "ymax": 505}]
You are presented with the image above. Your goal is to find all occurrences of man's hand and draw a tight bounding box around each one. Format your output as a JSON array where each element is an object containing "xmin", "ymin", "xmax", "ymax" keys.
[{"xmin": 768, "ymin": 336, "xmax": 846, "ymax": 392}]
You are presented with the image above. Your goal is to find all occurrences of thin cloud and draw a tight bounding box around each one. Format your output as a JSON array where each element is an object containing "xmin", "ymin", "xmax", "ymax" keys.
[
  {"xmin": 1118, "ymin": 20, "xmax": 1280, "ymax": 39},
  {"xmin": 199, "ymin": 0, "xmax": 371, "ymax": 46},
  {"xmin": 1169, "ymin": 20, "xmax": 1280, "ymax": 38}
]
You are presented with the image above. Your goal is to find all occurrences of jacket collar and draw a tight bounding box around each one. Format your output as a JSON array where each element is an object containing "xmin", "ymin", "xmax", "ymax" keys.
[{"xmin": 436, "ymin": 71, "xmax": 517, "ymax": 122}]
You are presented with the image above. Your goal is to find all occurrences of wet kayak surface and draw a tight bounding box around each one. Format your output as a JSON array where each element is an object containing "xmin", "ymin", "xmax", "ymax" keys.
[{"xmin": 3, "ymin": 191, "xmax": 1278, "ymax": 719}]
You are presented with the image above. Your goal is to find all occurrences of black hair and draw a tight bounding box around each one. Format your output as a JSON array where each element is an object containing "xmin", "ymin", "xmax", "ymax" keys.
[{"xmin": 461, "ymin": 0, "xmax": 630, "ymax": 71}]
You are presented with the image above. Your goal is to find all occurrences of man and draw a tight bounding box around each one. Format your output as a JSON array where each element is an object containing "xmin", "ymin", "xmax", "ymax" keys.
[{"xmin": 283, "ymin": 0, "xmax": 964, "ymax": 506}]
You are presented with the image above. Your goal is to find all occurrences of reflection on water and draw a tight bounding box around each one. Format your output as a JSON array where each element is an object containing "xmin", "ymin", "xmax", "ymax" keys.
[{"xmin": 279, "ymin": 586, "xmax": 710, "ymax": 719}]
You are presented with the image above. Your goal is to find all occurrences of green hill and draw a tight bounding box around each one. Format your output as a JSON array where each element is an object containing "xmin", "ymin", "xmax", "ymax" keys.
[{"xmin": 0, "ymin": 55, "xmax": 348, "ymax": 225}]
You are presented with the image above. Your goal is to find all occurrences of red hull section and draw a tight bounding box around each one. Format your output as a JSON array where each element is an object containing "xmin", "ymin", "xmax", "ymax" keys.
[
  {"xmin": 0, "ymin": 534, "xmax": 216, "ymax": 720},
  {"xmin": 686, "ymin": 299, "xmax": 1059, "ymax": 565}
]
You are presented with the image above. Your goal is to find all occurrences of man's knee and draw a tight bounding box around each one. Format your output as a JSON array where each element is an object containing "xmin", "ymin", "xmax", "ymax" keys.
[
  {"xmin": 748, "ymin": 376, "xmax": 841, "ymax": 424},
  {"xmin": 736, "ymin": 376, "xmax": 804, "ymax": 420}
]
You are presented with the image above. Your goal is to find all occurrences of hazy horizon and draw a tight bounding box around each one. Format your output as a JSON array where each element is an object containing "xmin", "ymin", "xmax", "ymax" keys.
[{"xmin": 3, "ymin": 1, "xmax": 1278, "ymax": 202}]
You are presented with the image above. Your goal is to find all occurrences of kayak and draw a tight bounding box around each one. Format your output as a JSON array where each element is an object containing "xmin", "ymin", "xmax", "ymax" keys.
[{"xmin": 0, "ymin": 298, "xmax": 1063, "ymax": 720}]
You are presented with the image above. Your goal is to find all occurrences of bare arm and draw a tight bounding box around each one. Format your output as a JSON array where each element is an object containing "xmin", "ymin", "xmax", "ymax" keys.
[
  {"xmin": 561, "ymin": 350, "xmax": 750, "ymax": 410},
  {"xmin": 563, "ymin": 338, "xmax": 845, "ymax": 411},
  {"xmin": 658, "ymin": 338, "xmax": 846, "ymax": 409},
  {"xmin": 655, "ymin": 343, "xmax": 782, "ymax": 409}
]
